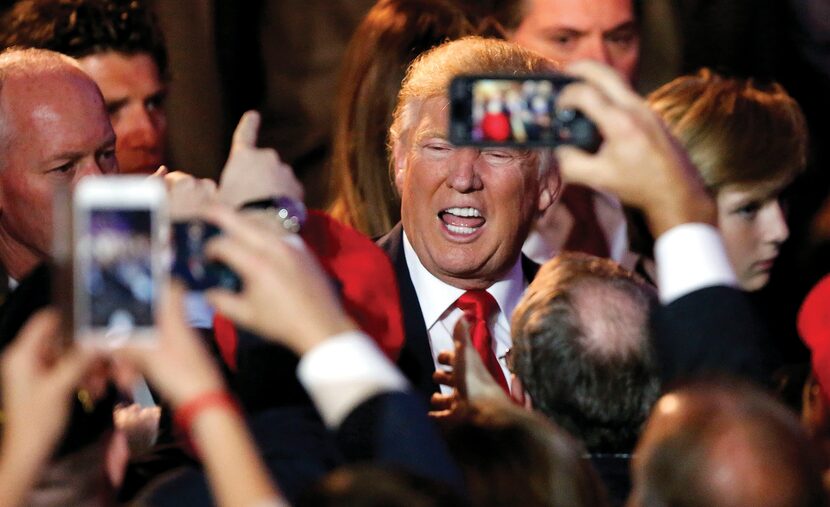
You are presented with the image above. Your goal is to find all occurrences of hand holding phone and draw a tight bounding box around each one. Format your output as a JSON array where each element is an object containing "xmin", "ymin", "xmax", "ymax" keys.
[
  {"xmin": 449, "ymin": 74, "xmax": 602, "ymax": 153},
  {"xmin": 72, "ymin": 176, "xmax": 168, "ymax": 347}
]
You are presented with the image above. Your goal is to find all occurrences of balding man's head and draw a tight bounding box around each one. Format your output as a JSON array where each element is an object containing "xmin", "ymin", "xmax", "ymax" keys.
[
  {"xmin": 630, "ymin": 379, "xmax": 828, "ymax": 507},
  {"xmin": 510, "ymin": 253, "xmax": 659, "ymax": 453},
  {"xmin": 0, "ymin": 48, "xmax": 116, "ymax": 279}
]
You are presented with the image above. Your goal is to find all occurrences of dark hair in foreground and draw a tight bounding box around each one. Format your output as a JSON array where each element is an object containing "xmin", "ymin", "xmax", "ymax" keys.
[
  {"xmin": 0, "ymin": 0, "xmax": 169, "ymax": 80},
  {"xmin": 297, "ymin": 464, "xmax": 468, "ymax": 507},
  {"xmin": 442, "ymin": 401, "xmax": 610, "ymax": 507}
]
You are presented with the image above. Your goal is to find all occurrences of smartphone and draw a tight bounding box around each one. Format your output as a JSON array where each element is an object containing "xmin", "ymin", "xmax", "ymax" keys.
[
  {"xmin": 449, "ymin": 74, "xmax": 601, "ymax": 152},
  {"xmin": 73, "ymin": 176, "xmax": 168, "ymax": 347},
  {"xmin": 171, "ymin": 219, "xmax": 241, "ymax": 292}
]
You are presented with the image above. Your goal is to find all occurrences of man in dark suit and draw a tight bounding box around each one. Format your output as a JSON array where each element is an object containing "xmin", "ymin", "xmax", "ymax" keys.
[
  {"xmin": 0, "ymin": 47, "xmax": 120, "ymax": 505},
  {"xmin": 377, "ymin": 37, "xmax": 562, "ymax": 397}
]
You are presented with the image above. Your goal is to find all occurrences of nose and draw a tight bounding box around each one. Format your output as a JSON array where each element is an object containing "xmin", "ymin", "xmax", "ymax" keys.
[
  {"xmin": 576, "ymin": 34, "xmax": 613, "ymax": 66},
  {"xmin": 446, "ymin": 148, "xmax": 483, "ymax": 192},
  {"xmin": 119, "ymin": 106, "xmax": 161, "ymax": 148},
  {"xmin": 764, "ymin": 200, "xmax": 790, "ymax": 245}
]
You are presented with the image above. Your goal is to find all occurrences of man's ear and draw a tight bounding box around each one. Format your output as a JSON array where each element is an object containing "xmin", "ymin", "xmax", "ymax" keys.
[
  {"xmin": 392, "ymin": 140, "xmax": 408, "ymax": 193},
  {"xmin": 537, "ymin": 165, "xmax": 563, "ymax": 212}
]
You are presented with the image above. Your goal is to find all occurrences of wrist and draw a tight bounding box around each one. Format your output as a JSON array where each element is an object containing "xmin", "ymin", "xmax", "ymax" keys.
[
  {"xmin": 296, "ymin": 316, "xmax": 358, "ymax": 356},
  {"xmin": 238, "ymin": 196, "xmax": 306, "ymax": 233},
  {"xmin": 173, "ymin": 389, "xmax": 241, "ymax": 454}
]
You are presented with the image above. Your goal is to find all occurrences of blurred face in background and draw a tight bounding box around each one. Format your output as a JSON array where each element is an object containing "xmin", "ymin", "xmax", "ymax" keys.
[
  {"xmin": 79, "ymin": 51, "xmax": 167, "ymax": 174},
  {"xmin": 510, "ymin": 0, "xmax": 639, "ymax": 83}
]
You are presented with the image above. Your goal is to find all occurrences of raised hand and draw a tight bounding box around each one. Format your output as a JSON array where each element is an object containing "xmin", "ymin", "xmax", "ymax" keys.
[
  {"xmin": 203, "ymin": 206, "xmax": 356, "ymax": 355},
  {"xmin": 218, "ymin": 111, "xmax": 303, "ymax": 208},
  {"xmin": 555, "ymin": 61, "xmax": 716, "ymax": 237}
]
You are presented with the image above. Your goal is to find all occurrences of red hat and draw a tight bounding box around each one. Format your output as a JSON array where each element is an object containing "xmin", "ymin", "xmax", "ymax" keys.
[
  {"xmin": 214, "ymin": 211, "xmax": 404, "ymax": 370},
  {"xmin": 797, "ymin": 274, "xmax": 830, "ymax": 404}
]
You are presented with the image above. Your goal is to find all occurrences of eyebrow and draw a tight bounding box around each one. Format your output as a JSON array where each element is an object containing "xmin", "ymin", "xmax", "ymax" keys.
[
  {"xmin": 46, "ymin": 132, "xmax": 117, "ymax": 164},
  {"xmin": 105, "ymin": 98, "xmax": 129, "ymax": 116},
  {"xmin": 104, "ymin": 88, "xmax": 168, "ymax": 116},
  {"xmin": 413, "ymin": 129, "xmax": 448, "ymax": 144},
  {"xmin": 604, "ymin": 21, "xmax": 638, "ymax": 35}
]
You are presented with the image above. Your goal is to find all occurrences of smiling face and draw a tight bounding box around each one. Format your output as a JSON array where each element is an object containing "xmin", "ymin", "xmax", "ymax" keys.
[
  {"xmin": 394, "ymin": 97, "xmax": 558, "ymax": 289},
  {"xmin": 0, "ymin": 66, "xmax": 117, "ymax": 279},
  {"xmin": 78, "ymin": 51, "xmax": 167, "ymax": 174},
  {"xmin": 716, "ymin": 179, "xmax": 791, "ymax": 292},
  {"xmin": 511, "ymin": 0, "xmax": 639, "ymax": 83}
]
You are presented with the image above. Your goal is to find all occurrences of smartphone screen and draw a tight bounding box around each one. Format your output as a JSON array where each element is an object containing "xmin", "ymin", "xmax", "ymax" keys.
[
  {"xmin": 74, "ymin": 177, "xmax": 166, "ymax": 346},
  {"xmin": 449, "ymin": 74, "xmax": 599, "ymax": 152}
]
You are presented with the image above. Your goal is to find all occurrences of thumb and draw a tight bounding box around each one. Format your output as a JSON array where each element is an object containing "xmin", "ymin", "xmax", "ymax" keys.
[{"xmin": 231, "ymin": 110, "xmax": 261, "ymax": 150}]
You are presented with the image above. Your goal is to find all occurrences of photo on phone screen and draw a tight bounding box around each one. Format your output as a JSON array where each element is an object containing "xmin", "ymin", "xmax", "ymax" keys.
[
  {"xmin": 450, "ymin": 74, "xmax": 596, "ymax": 148},
  {"xmin": 73, "ymin": 177, "xmax": 166, "ymax": 346}
]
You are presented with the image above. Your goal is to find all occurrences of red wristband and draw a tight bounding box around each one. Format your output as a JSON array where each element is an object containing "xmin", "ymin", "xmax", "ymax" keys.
[{"xmin": 173, "ymin": 390, "xmax": 240, "ymax": 441}]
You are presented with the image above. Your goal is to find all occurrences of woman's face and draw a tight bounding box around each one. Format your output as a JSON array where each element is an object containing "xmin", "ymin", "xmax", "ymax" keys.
[{"xmin": 716, "ymin": 179, "xmax": 791, "ymax": 291}]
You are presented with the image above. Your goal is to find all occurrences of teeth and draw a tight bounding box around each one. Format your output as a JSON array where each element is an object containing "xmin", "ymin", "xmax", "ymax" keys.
[
  {"xmin": 447, "ymin": 224, "xmax": 476, "ymax": 235},
  {"xmin": 444, "ymin": 207, "xmax": 481, "ymax": 217}
]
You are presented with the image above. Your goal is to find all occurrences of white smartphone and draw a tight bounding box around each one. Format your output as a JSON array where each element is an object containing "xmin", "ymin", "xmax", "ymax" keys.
[{"xmin": 73, "ymin": 176, "xmax": 168, "ymax": 347}]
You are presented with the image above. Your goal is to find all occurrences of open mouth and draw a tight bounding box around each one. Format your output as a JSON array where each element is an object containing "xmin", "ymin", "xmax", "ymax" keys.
[{"xmin": 439, "ymin": 207, "xmax": 485, "ymax": 235}]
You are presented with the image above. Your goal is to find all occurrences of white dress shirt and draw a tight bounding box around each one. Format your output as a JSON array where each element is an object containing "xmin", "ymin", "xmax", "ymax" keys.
[
  {"xmin": 654, "ymin": 223, "xmax": 738, "ymax": 304},
  {"xmin": 402, "ymin": 232, "xmax": 525, "ymax": 394}
]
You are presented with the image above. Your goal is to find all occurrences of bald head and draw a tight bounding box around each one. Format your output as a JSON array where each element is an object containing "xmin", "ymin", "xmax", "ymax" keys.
[
  {"xmin": 631, "ymin": 379, "xmax": 828, "ymax": 507},
  {"xmin": 0, "ymin": 47, "xmax": 116, "ymax": 279}
]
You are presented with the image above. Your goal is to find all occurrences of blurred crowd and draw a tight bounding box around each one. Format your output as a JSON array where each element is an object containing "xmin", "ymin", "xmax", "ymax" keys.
[{"xmin": 0, "ymin": 1, "xmax": 829, "ymax": 506}]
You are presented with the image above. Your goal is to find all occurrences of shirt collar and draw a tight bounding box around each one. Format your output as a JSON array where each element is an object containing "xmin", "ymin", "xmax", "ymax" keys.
[{"xmin": 402, "ymin": 231, "xmax": 527, "ymax": 329}]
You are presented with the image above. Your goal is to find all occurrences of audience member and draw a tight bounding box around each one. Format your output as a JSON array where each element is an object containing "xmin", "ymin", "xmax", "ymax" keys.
[
  {"xmin": 442, "ymin": 401, "xmax": 609, "ymax": 507},
  {"xmin": 326, "ymin": 0, "xmax": 477, "ymax": 237},
  {"xmin": 0, "ymin": 0, "xmax": 170, "ymax": 175},
  {"xmin": 377, "ymin": 36, "xmax": 561, "ymax": 397},
  {"xmin": 0, "ymin": 48, "xmax": 122, "ymax": 499},
  {"xmin": 511, "ymin": 252, "xmax": 659, "ymax": 450},
  {"xmin": 510, "ymin": 252, "xmax": 659, "ymax": 504},
  {"xmin": 501, "ymin": 0, "xmax": 639, "ymax": 82},
  {"xmin": 297, "ymin": 465, "xmax": 468, "ymax": 507},
  {"xmin": 0, "ymin": 48, "xmax": 117, "ymax": 281},
  {"xmin": 628, "ymin": 379, "xmax": 828, "ymax": 507},
  {"xmin": 647, "ymin": 68, "xmax": 807, "ymax": 291},
  {"xmin": 796, "ymin": 272, "xmax": 830, "ymax": 484},
  {"xmin": 495, "ymin": 0, "xmax": 639, "ymax": 266}
]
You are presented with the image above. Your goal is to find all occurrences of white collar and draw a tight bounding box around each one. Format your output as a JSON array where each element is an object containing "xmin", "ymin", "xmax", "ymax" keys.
[{"xmin": 402, "ymin": 231, "xmax": 526, "ymax": 329}]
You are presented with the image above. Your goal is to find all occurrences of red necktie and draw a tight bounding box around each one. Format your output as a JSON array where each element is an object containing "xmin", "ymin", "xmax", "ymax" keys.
[
  {"xmin": 561, "ymin": 184, "xmax": 610, "ymax": 257},
  {"xmin": 455, "ymin": 290, "xmax": 510, "ymax": 393}
]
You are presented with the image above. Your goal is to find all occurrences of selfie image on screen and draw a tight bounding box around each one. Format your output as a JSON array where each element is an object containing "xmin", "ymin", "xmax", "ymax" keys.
[
  {"xmin": 471, "ymin": 79, "xmax": 561, "ymax": 143},
  {"xmin": 83, "ymin": 209, "xmax": 154, "ymax": 334}
]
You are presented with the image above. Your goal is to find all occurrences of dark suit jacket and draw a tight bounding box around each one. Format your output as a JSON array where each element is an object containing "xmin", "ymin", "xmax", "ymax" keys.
[
  {"xmin": 141, "ymin": 390, "xmax": 465, "ymax": 505},
  {"xmin": 377, "ymin": 224, "xmax": 539, "ymax": 399},
  {"xmin": 652, "ymin": 285, "xmax": 769, "ymax": 387}
]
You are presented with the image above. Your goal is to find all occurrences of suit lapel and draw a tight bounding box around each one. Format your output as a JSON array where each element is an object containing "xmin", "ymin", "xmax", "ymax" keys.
[{"xmin": 377, "ymin": 225, "xmax": 441, "ymax": 398}]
